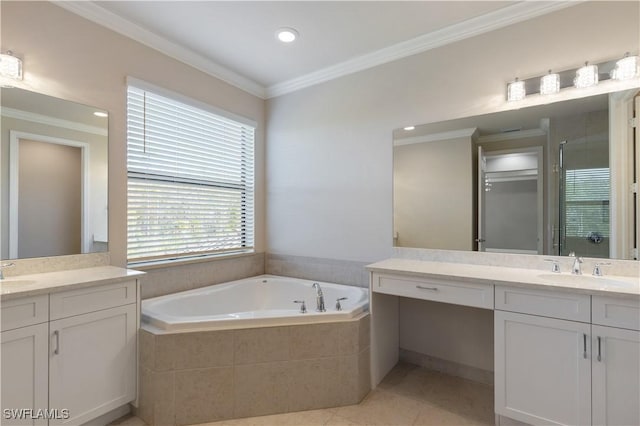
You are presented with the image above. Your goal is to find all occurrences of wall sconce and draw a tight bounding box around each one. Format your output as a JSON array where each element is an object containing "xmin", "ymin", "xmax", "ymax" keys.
[
  {"xmin": 507, "ymin": 78, "xmax": 526, "ymax": 102},
  {"xmin": 506, "ymin": 53, "xmax": 639, "ymax": 102},
  {"xmin": 540, "ymin": 70, "xmax": 560, "ymax": 95},
  {"xmin": 574, "ymin": 62, "xmax": 598, "ymax": 88},
  {"xmin": 0, "ymin": 51, "xmax": 23, "ymax": 81},
  {"xmin": 611, "ymin": 53, "xmax": 639, "ymax": 81}
]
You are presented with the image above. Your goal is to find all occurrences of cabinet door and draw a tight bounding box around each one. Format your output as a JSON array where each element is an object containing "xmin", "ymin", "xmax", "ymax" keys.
[
  {"xmin": 592, "ymin": 325, "xmax": 640, "ymax": 426},
  {"xmin": 49, "ymin": 304, "xmax": 136, "ymax": 425},
  {"xmin": 1, "ymin": 323, "xmax": 49, "ymax": 426},
  {"xmin": 495, "ymin": 311, "xmax": 591, "ymax": 426}
]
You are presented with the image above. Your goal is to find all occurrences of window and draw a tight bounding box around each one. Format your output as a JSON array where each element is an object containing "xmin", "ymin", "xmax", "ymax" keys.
[
  {"xmin": 126, "ymin": 80, "xmax": 255, "ymax": 264},
  {"xmin": 564, "ymin": 167, "xmax": 610, "ymax": 238}
]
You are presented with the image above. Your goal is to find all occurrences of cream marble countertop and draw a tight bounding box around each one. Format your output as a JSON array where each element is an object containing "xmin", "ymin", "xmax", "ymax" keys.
[
  {"xmin": 0, "ymin": 266, "xmax": 145, "ymax": 300},
  {"xmin": 367, "ymin": 258, "xmax": 640, "ymax": 297}
]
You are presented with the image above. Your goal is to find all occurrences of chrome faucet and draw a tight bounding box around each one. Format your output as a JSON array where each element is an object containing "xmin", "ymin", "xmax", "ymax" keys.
[
  {"xmin": 0, "ymin": 262, "xmax": 14, "ymax": 280},
  {"xmin": 312, "ymin": 282, "xmax": 326, "ymax": 312},
  {"xmin": 569, "ymin": 252, "xmax": 583, "ymax": 275}
]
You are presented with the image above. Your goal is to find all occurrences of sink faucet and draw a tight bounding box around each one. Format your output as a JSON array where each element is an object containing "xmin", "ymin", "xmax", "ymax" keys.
[
  {"xmin": 0, "ymin": 262, "xmax": 15, "ymax": 280},
  {"xmin": 311, "ymin": 282, "xmax": 326, "ymax": 312},
  {"xmin": 571, "ymin": 256, "xmax": 583, "ymax": 275}
]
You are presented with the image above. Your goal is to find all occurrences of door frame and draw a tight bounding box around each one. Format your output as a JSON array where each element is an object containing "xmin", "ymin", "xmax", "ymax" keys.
[
  {"xmin": 479, "ymin": 146, "xmax": 544, "ymax": 254},
  {"xmin": 9, "ymin": 131, "xmax": 90, "ymax": 257},
  {"xmin": 609, "ymin": 89, "xmax": 638, "ymax": 259}
]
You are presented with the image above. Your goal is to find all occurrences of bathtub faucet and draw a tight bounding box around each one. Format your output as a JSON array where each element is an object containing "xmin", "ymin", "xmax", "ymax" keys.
[{"xmin": 312, "ymin": 282, "xmax": 326, "ymax": 312}]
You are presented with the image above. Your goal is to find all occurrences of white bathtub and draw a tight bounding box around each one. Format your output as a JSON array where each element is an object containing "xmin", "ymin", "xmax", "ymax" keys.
[{"xmin": 141, "ymin": 275, "xmax": 369, "ymax": 332}]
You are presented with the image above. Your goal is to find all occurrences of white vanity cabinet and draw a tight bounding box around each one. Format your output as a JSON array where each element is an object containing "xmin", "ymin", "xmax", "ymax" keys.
[
  {"xmin": 49, "ymin": 281, "xmax": 137, "ymax": 425},
  {"xmin": 495, "ymin": 310, "xmax": 592, "ymax": 426},
  {"xmin": 1, "ymin": 270, "xmax": 141, "ymax": 426},
  {"xmin": 591, "ymin": 296, "xmax": 640, "ymax": 426},
  {"xmin": 495, "ymin": 288, "xmax": 640, "ymax": 426},
  {"xmin": 1, "ymin": 295, "xmax": 50, "ymax": 425}
]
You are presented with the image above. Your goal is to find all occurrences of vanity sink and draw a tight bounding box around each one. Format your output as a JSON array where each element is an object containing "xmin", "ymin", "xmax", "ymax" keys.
[{"xmin": 536, "ymin": 273, "xmax": 638, "ymax": 289}]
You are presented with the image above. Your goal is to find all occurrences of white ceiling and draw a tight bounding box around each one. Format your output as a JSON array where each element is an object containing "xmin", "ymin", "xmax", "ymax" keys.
[{"xmin": 58, "ymin": 1, "xmax": 577, "ymax": 99}]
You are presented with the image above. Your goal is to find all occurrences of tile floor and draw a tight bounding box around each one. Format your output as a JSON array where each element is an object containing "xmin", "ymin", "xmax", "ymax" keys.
[{"xmin": 113, "ymin": 362, "xmax": 494, "ymax": 426}]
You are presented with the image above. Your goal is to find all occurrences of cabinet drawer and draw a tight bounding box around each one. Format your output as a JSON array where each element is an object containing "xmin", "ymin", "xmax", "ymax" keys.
[
  {"xmin": 372, "ymin": 274, "xmax": 494, "ymax": 309},
  {"xmin": 1, "ymin": 295, "xmax": 49, "ymax": 331},
  {"xmin": 592, "ymin": 295, "xmax": 640, "ymax": 331},
  {"xmin": 495, "ymin": 285, "xmax": 590, "ymax": 322},
  {"xmin": 50, "ymin": 280, "xmax": 136, "ymax": 320}
]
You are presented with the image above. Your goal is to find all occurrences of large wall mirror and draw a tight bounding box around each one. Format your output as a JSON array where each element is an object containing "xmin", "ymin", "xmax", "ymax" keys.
[
  {"xmin": 1, "ymin": 87, "xmax": 108, "ymax": 259},
  {"xmin": 393, "ymin": 88, "xmax": 639, "ymax": 260}
]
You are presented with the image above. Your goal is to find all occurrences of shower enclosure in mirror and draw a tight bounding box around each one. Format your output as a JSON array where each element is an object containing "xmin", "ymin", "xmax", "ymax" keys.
[
  {"xmin": 393, "ymin": 88, "xmax": 639, "ymax": 260},
  {"xmin": 558, "ymin": 109, "xmax": 610, "ymax": 258},
  {"xmin": 1, "ymin": 87, "xmax": 108, "ymax": 259}
]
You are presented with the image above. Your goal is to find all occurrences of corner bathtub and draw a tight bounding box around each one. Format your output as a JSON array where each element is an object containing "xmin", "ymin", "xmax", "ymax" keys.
[{"xmin": 141, "ymin": 274, "xmax": 369, "ymax": 332}]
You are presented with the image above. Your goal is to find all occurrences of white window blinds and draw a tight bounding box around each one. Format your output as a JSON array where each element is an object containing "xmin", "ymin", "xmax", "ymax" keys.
[
  {"xmin": 564, "ymin": 168, "xmax": 610, "ymax": 238},
  {"xmin": 127, "ymin": 84, "xmax": 255, "ymax": 263}
]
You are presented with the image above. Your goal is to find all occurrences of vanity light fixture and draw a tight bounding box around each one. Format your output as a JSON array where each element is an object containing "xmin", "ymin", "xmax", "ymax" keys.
[
  {"xmin": 404, "ymin": 126, "xmax": 415, "ymax": 131},
  {"xmin": 507, "ymin": 78, "xmax": 526, "ymax": 102},
  {"xmin": 611, "ymin": 52, "xmax": 639, "ymax": 81},
  {"xmin": 93, "ymin": 111, "xmax": 108, "ymax": 118},
  {"xmin": 0, "ymin": 51, "xmax": 23, "ymax": 81},
  {"xmin": 276, "ymin": 28, "xmax": 298, "ymax": 43},
  {"xmin": 505, "ymin": 53, "xmax": 638, "ymax": 102},
  {"xmin": 539, "ymin": 70, "xmax": 560, "ymax": 95},
  {"xmin": 574, "ymin": 62, "xmax": 598, "ymax": 89}
]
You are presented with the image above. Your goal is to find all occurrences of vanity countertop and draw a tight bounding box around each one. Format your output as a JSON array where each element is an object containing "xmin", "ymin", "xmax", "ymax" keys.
[
  {"xmin": 0, "ymin": 266, "xmax": 145, "ymax": 300},
  {"xmin": 367, "ymin": 258, "xmax": 640, "ymax": 297}
]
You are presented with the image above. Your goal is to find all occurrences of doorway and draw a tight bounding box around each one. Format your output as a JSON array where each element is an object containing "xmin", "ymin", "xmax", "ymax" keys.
[
  {"xmin": 478, "ymin": 146, "xmax": 544, "ymax": 254},
  {"xmin": 9, "ymin": 131, "xmax": 89, "ymax": 258}
]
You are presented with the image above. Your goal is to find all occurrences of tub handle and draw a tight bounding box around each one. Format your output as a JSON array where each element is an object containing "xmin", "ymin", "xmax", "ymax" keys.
[
  {"xmin": 293, "ymin": 300, "xmax": 307, "ymax": 314},
  {"xmin": 336, "ymin": 297, "xmax": 348, "ymax": 311}
]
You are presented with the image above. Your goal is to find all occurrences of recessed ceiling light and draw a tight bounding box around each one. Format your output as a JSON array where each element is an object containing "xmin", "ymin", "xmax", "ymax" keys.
[
  {"xmin": 276, "ymin": 28, "xmax": 298, "ymax": 43},
  {"xmin": 94, "ymin": 111, "xmax": 108, "ymax": 117},
  {"xmin": 404, "ymin": 126, "xmax": 415, "ymax": 131}
]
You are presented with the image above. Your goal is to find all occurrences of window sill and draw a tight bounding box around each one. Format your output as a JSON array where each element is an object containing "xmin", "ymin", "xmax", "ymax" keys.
[{"xmin": 127, "ymin": 249, "xmax": 257, "ymax": 271}]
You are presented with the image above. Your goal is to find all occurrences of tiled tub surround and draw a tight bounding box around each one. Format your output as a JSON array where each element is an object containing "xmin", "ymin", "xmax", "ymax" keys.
[
  {"xmin": 137, "ymin": 314, "xmax": 371, "ymax": 426},
  {"xmin": 265, "ymin": 253, "xmax": 370, "ymax": 288},
  {"xmin": 138, "ymin": 252, "xmax": 265, "ymax": 300}
]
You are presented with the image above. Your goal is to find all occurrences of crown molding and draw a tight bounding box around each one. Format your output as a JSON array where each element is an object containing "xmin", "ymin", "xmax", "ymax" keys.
[
  {"xmin": 2, "ymin": 107, "xmax": 108, "ymax": 136},
  {"xmin": 394, "ymin": 127, "xmax": 478, "ymax": 146},
  {"xmin": 53, "ymin": 1, "xmax": 267, "ymax": 99},
  {"xmin": 265, "ymin": 1, "xmax": 581, "ymax": 98},
  {"xmin": 54, "ymin": 0, "xmax": 581, "ymax": 100}
]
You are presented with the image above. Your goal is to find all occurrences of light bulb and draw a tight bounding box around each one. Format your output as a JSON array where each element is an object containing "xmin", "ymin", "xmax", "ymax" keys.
[
  {"xmin": 574, "ymin": 62, "xmax": 598, "ymax": 88},
  {"xmin": 611, "ymin": 53, "xmax": 639, "ymax": 81},
  {"xmin": 507, "ymin": 78, "xmax": 526, "ymax": 101},
  {"xmin": 540, "ymin": 70, "xmax": 560, "ymax": 95}
]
